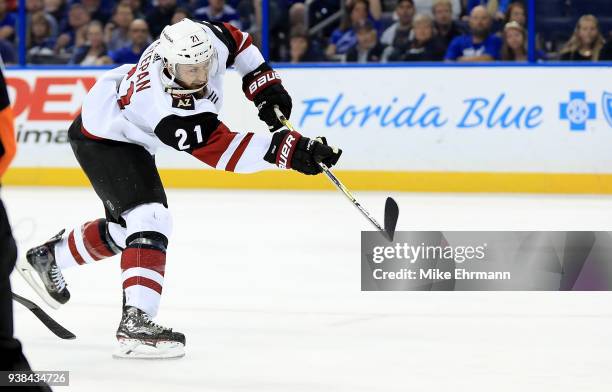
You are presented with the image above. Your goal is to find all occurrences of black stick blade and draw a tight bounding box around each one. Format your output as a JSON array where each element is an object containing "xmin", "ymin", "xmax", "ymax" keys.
[
  {"xmin": 12, "ymin": 293, "xmax": 76, "ymax": 340},
  {"xmin": 384, "ymin": 197, "xmax": 399, "ymax": 241}
]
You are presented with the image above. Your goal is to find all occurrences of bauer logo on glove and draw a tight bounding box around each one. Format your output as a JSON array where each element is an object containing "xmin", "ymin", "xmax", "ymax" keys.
[
  {"xmin": 264, "ymin": 129, "xmax": 342, "ymax": 175},
  {"xmin": 242, "ymin": 64, "xmax": 292, "ymax": 132}
]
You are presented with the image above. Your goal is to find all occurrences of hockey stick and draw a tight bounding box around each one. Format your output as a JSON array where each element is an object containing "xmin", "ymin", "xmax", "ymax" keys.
[
  {"xmin": 274, "ymin": 107, "xmax": 399, "ymax": 241},
  {"xmin": 12, "ymin": 292, "xmax": 76, "ymax": 340}
]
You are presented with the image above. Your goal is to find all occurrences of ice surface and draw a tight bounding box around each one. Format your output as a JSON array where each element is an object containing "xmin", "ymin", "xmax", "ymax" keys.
[{"xmin": 3, "ymin": 187, "xmax": 612, "ymax": 392}]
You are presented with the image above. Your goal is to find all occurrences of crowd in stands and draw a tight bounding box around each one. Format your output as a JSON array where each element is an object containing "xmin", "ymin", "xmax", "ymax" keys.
[{"xmin": 0, "ymin": 0, "xmax": 609, "ymax": 64}]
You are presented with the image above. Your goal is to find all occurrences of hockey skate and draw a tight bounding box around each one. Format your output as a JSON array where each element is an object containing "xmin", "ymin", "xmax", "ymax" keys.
[
  {"xmin": 113, "ymin": 306, "xmax": 185, "ymax": 359},
  {"xmin": 16, "ymin": 230, "xmax": 70, "ymax": 309}
]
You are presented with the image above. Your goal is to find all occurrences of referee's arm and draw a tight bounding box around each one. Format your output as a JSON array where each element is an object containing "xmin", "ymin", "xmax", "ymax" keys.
[{"xmin": 0, "ymin": 68, "xmax": 15, "ymax": 180}]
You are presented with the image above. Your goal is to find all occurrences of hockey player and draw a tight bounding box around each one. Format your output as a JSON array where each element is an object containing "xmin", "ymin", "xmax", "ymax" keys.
[{"xmin": 18, "ymin": 19, "xmax": 341, "ymax": 359}]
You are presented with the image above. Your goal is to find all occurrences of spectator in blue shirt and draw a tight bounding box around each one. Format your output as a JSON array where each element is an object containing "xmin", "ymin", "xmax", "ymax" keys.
[
  {"xmin": 56, "ymin": 3, "xmax": 91, "ymax": 54},
  {"xmin": 194, "ymin": 0, "xmax": 241, "ymax": 29},
  {"xmin": 445, "ymin": 5, "xmax": 501, "ymax": 61},
  {"xmin": 0, "ymin": 0, "xmax": 16, "ymax": 42},
  {"xmin": 326, "ymin": 0, "xmax": 382, "ymax": 59},
  {"xmin": 105, "ymin": 19, "xmax": 150, "ymax": 65}
]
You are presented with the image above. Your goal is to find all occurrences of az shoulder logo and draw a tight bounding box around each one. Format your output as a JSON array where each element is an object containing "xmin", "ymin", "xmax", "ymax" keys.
[
  {"xmin": 559, "ymin": 91, "xmax": 596, "ymax": 131},
  {"xmin": 603, "ymin": 92, "xmax": 612, "ymax": 128}
]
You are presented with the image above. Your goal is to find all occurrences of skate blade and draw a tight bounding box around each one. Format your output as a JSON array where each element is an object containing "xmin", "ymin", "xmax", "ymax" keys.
[
  {"xmin": 112, "ymin": 339, "xmax": 185, "ymax": 360},
  {"xmin": 15, "ymin": 257, "xmax": 61, "ymax": 310}
]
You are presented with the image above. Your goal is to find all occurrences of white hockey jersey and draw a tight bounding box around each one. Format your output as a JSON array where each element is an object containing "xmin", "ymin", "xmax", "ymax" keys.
[{"xmin": 80, "ymin": 21, "xmax": 273, "ymax": 173}]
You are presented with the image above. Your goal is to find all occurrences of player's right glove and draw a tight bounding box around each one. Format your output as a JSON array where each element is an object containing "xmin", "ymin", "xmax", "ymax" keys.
[{"xmin": 264, "ymin": 128, "xmax": 342, "ymax": 175}]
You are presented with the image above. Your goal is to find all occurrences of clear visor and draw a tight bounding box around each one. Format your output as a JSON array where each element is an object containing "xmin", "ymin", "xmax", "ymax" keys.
[{"xmin": 173, "ymin": 58, "xmax": 213, "ymax": 88}]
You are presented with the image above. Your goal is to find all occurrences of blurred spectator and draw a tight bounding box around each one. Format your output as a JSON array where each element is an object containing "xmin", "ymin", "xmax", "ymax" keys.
[
  {"xmin": 0, "ymin": 0, "xmax": 16, "ymax": 42},
  {"xmin": 146, "ymin": 0, "xmax": 177, "ymax": 39},
  {"xmin": 235, "ymin": 0, "xmax": 256, "ymax": 32},
  {"xmin": 500, "ymin": 20, "xmax": 526, "ymax": 60},
  {"xmin": 504, "ymin": 1, "xmax": 525, "ymax": 27},
  {"xmin": 326, "ymin": 0, "xmax": 382, "ymax": 59},
  {"xmin": 26, "ymin": 0, "xmax": 58, "ymax": 37},
  {"xmin": 55, "ymin": 3, "xmax": 91, "ymax": 54},
  {"xmin": 171, "ymin": 7, "xmax": 191, "ymax": 25},
  {"xmin": 194, "ymin": 0, "xmax": 241, "ymax": 29},
  {"xmin": 246, "ymin": 0, "xmax": 292, "ymax": 59},
  {"xmin": 104, "ymin": 3, "xmax": 134, "ymax": 52},
  {"xmin": 559, "ymin": 15, "xmax": 605, "ymax": 61},
  {"xmin": 465, "ymin": 0, "xmax": 509, "ymax": 21},
  {"xmin": 445, "ymin": 5, "xmax": 501, "ymax": 61},
  {"xmin": 105, "ymin": 19, "xmax": 150, "ymax": 64},
  {"xmin": 433, "ymin": 0, "xmax": 464, "ymax": 46},
  {"xmin": 44, "ymin": 0, "xmax": 67, "ymax": 28},
  {"xmin": 345, "ymin": 21, "xmax": 384, "ymax": 62},
  {"xmin": 127, "ymin": 0, "xmax": 147, "ymax": 19},
  {"xmin": 387, "ymin": 13, "xmax": 445, "ymax": 61},
  {"xmin": 0, "ymin": 39, "xmax": 14, "ymax": 63},
  {"xmin": 82, "ymin": 0, "xmax": 111, "ymax": 25},
  {"xmin": 289, "ymin": 2, "xmax": 306, "ymax": 29},
  {"xmin": 44, "ymin": 0, "xmax": 66, "ymax": 27},
  {"xmin": 287, "ymin": 26, "xmax": 325, "ymax": 62},
  {"xmin": 69, "ymin": 20, "xmax": 108, "ymax": 65},
  {"xmin": 601, "ymin": 36, "xmax": 612, "ymax": 60},
  {"xmin": 27, "ymin": 11, "xmax": 56, "ymax": 58},
  {"xmin": 381, "ymin": 0, "xmax": 414, "ymax": 49},
  {"xmin": 413, "ymin": 0, "xmax": 460, "ymax": 19}
]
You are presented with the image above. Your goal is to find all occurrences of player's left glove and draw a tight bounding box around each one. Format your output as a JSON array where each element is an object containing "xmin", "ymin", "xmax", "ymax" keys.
[
  {"xmin": 264, "ymin": 128, "xmax": 342, "ymax": 175},
  {"xmin": 242, "ymin": 63, "xmax": 292, "ymax": 132}
]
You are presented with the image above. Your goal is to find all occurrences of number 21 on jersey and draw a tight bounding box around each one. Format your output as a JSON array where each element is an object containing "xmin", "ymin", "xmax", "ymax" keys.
[{"xmin": 175, "ymin": 125, "xmax": 203, "ymax": 150}]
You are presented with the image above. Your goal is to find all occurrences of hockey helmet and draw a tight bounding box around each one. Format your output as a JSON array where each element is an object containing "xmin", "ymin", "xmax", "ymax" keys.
[{"xmin": 156, "ymin": 18, "xmax": 217, "ymax": 94}]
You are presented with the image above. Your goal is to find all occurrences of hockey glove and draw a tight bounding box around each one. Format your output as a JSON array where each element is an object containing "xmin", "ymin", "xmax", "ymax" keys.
[
  {"xmin": 242, "ymin": 63, "xmax": 292, "ymax": 132},
  {"xmin": 264, "ymin": 129, "xmax": 342, "ymax": 175}
]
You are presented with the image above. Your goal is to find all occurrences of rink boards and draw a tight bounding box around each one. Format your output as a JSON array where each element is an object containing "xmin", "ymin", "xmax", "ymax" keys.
[{"xmin": 4, "ymin": 65, "xmax": 612, "ymax": 193}]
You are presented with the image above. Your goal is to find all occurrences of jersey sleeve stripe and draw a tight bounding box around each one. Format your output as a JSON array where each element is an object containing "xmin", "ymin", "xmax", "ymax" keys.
[
  {"xmin": 215, "ymin": 132, "xmax": 245, "ymax": 170},
  {"xmin": 236, "ymin": 34, "xmax": 253, "ymax": 55},
  {"xmin": 190, "ymin": 123, "xmax": 237, "ymax": 168},
  {"xmin": 221, "ymin": 22, "xmax": 252, "ymax": 55},
  {"xmin": 225, "ymin": 132, "xmax": 254, "ymax": 172}
]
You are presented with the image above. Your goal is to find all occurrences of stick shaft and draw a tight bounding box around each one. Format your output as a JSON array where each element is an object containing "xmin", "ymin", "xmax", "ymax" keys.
[
  {"xmin": 319, "ymin": 162, "xmax": 384, "ymax": 231},
  {"xmin": 274, "ymin": 108, "xmax": 384, "ymax": 232}
]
